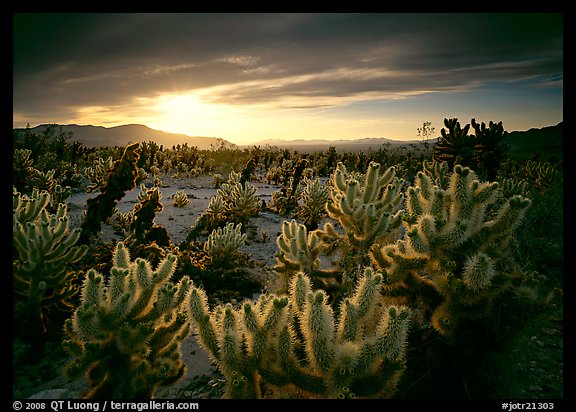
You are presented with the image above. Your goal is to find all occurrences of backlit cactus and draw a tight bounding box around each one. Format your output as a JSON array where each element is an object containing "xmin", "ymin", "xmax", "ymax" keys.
[
  {"xmin": 173, "ymin": 190, "xmax": 189, "ymax": 207},
  {"xmin": 63, "ymin": 242, "xmax": 192, "ymax": 399},
  {"xmin": 318, "ymin": 161, "xmax": 405, "ymax": 268},
  {"xmin": 204, "ymin": 222, "xmax": 247, "ymax": 268},
  {"xmin": 297, "ymin": 177, "xmax": 330, "ymax": 230},
  {"xmin": 274, "ymin": 219, "xmax": 338, "ymax": 293},
  {"xmin": 370, "ymin": 164, "xmax": 531, "ymax": 337},
  {"xmin": 84, "ymin": 156, "xmax": 114, "ymax": 193},
  {"xmin": 187, "ymin": 268, "xmax": 411, "ymax": 399},
  {"xmin": 13, "ymin": 188, "xmax": 88, "ymax": 345}
]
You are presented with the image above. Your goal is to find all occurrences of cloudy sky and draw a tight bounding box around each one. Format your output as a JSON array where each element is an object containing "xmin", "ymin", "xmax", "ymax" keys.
[{"xmin": 13, "ymin": 13, "xmax": 563, "ymax": 145}]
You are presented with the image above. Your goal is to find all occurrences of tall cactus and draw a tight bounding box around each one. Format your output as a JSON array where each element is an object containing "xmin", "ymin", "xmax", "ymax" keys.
[
  {"xmin": 317, "ymin": 161, "xmax": 404, "ymax": 269},
  {"xmin": 13, "ymin": 187, "xmax": 88, "ymax": 351},
  {"xmin": 79, "ymin": 143, "xmax": 140, "ymax": 245},
  {"xmin": 297, "ymin": 177, "xmax": 330, "ymax": 231},
  {"xmin": 432, "ymin": 118, "xmax": 475, "ymax": 170},
  {"xmin": 187, "ymin": 268, "xmax": 411, "ymax": 399},
  {"xmin": 370, "ymin": 165, "xmax": 531, "ymax": 337},
  {"xmin": 63, "ymin": 242, "xmax": 192, "ymax": 399},
  {"xmin": 471, "ymin": 118, "xmax": 509, "ymax": 181}
]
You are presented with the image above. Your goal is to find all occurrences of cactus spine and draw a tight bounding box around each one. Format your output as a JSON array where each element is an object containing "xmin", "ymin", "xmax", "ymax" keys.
[
  {"xmin": 63, "ymin": 242, "xmax": 191, "ymax": 398},
  {"xmin": 187, "ymin": 268, "xmax": 411, "ymax": 399}
]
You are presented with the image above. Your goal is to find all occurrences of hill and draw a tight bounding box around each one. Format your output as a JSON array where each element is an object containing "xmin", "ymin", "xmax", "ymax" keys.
[
  {"xmin": 12, "ymin": 124, "xmax": 235, "ymax": 150},
  {"xmin": 13, "ymin": 122, "xmax": 563, "ymax": 160},
  {"xmin": 247, "ymin": 123, "xmax": 564, "ymax": 160},
  {"xmin": 505, "ymin": 122, "xmax": 563, "ymax": 161}
]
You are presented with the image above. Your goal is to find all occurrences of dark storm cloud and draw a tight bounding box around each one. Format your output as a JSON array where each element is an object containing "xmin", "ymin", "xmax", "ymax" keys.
[{"xmin": 13, "ymin": 13, "xmax": 563, "ymax": 116}]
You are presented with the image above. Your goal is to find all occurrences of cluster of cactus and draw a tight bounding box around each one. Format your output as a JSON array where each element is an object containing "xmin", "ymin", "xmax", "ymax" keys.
[
  {"xmin": 13, "ymin": 187, "xmax": 88, "ymax": 347},
  {"xmin": 369, "ymin": 165, "xmax": 531, "ymax": 337},
  {"xmin": 432, "ymin": 118, "xmax": 476, "ymax": 170},
  {"xmin": 204, "ymin": 222, "xmax": 247, "ymax": 268},
  {"xmin": 521, "ymin": 160, "xmax": 563, "ymax": 194},
  {"xmin": 84, "ymin": 156, "xmax": 115, "ymax": 193},
  {"xmin": 422, "ymin": 159, "xmax": 450, "ymax": 189},
  {"xmin": 186, "ymin": 171, "xmax": 261, "ymax": 243},
  {"xmin": 79, "ymin": 143, "xmax": 141, "ymax": 245},
  {"xmin": 110, "ymin": 209, "xmax": 135, "ymax": 236},
  {"xmin": 172, "ymin": 190, "xmax": 189, "ymax": 207},
  {"xmin": 187, "ymin": 268, "xmax": 411, "ymax": 399},
  {"xmin": 213, "ymin": 171, "xmax": 260, "ymax": 225},
  {"xmin": 63, "ymin": 242, "xmax": 192, "ymax": 398},
  {"xmin": 470, "ymin": 118, "xmax": 510, "ymax": 181},
  {"xmin": 317, "ymin": 161, "xmax": 405, "ymax": 270},
  {"xmin": 432, "ymin": 118, "xmax": 509, "ymax": 181}
]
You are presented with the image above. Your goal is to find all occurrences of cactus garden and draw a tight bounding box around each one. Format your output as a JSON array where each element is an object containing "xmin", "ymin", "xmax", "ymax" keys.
[{"xmin": 12, "ymin": 120, "xmax": 563, "ymax": 400}]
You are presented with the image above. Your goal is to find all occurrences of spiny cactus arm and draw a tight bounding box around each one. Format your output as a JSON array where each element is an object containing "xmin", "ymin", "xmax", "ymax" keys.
[
  {"xmin": 187, "ymin": 287, "xmax": 222, "ymax": 363},
  {"xmin": 13, "ymin": 188, "xmax": 51, "ymax": 224},
  {"xmin": 131, "ymin": 255, "xmax": 181, "ymax": 322},
  {"xmin": 484, "ymin": 195, "xmax": 531, "ymax": 240},
  {"xmin": 300, "ymin": 290, "xmax": 335, "ymax": 374},
  {"xmin": 336, "ymin": 268, "xmax": 383, "ymax": 343}
]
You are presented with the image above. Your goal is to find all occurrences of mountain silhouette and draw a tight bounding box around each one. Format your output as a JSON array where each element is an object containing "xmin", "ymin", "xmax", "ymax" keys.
[{"xmin": 12, "ymin": 124, "xmax": 234, "ymax": 150}]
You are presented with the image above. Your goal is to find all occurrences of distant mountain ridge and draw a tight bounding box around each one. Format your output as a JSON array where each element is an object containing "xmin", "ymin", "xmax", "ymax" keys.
[
  {"xmin": 249, "ymin": 122, "xmax": 564, "ymax": 159},
  {"xmin": 13, "ymin": 122, "xmax": 563, "ymax": 160},
  {"xmin": 12, "ymin": 124, "xmax": 234, "ymax": 150}
]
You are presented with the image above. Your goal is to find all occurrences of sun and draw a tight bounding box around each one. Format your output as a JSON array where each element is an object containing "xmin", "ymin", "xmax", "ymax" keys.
[{"xmin": 151, "ymin": 93, "xmax": 223, "ymax": 136}]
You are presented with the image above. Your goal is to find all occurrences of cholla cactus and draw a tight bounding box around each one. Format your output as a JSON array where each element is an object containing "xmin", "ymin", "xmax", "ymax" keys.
[
  {"xmin": 203, "ymin": 171, "xmax": 260, "ymax": 228},
  {"xmin": 79, "ymin": 143, "xmax": 140, "ymax": 245},
  {"xmin": 13, "ymin": 148, "xmax": 34, "ymax": 191},
  {"xmin": 370, "ymin": 165, "xmax": 531, "ymax": 337},
  {"xmin": 318, "ymin": 161, "xmax": 405, "ymax": 268},
  {"xmin": 128, "ymin": 185, "xmax": 169, "ymax": 246},
  {"xmin": 204, "ymin": 222, "xmax": 247, "ymax": 268},
  {"xmin": 48, "ymin": 183, "xmax": 72, "ymax": 213},
  {"xmin": 274, "ymin": 219, "xmax": 338, "ymax": 293},
  {"xmin": 422, "ymin": 159, "xmax": 450, "ymax": 189},
  {"xmin": 110, "ymin": 209, "xmax": 135, "ymax": 236},
  {"xmin": 13, "ymin": 188, "xmax": 88, "ymax": 341},
  {"xmin": 31, "ymin": 168, "xmax": 56, "ymax": 193},
  {"xmin": 187, "ymin": 268, "xmax": 411, "ymax": 399},
  {"xmin": 296, "ymin": 177, "xmax": 330, "ymax": 230},
  {"xmin": 63, "ymin": 242, "xmax": 192, "ymax": 399},
  {"xmin": 173, "ymin": 190, "xmax": 189, "ymax": 207},
  {"xmin": 84, "ymin": 156, "xmax": 114, "ymax": 193}
]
